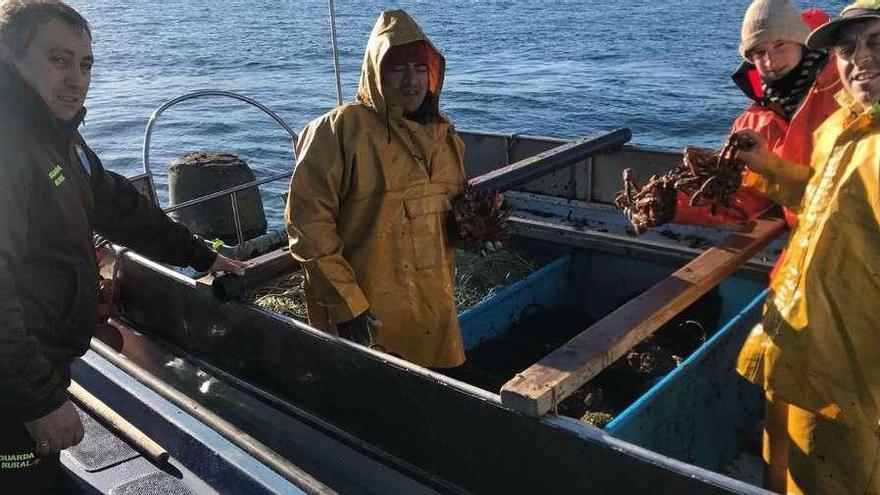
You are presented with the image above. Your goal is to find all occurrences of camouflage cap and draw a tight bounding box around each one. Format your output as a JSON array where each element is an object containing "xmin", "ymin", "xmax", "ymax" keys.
[{"xmin": 807, "ymin": 0, "xmax": 880, "ymax": 49}]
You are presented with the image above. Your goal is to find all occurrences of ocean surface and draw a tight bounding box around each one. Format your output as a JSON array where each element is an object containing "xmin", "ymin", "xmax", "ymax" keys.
[{"xmin": 69, "ymin": 0, "xmax": 844, "ymax": 223}]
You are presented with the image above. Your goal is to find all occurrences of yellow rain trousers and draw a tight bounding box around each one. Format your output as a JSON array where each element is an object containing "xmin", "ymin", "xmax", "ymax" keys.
[
  {"xmin": 737, "ymin": 91, "xmax": 880, "ymax": 494},
  {"xmin": 284, "ymin": 10, "xmax": 467, "ymax": 368}
]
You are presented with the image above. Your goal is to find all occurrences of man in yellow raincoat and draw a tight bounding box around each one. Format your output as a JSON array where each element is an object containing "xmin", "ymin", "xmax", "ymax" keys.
[
  {"xmin": 736, "ymin": 2, "xmax": 880, "ymax": 492},
  {"xmin": 285, "ymin": 10, "xmax": 466, "ymax": 368}
]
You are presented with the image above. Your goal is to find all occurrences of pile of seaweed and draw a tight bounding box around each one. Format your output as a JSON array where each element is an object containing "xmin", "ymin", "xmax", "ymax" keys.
[
  {"xmin": 246, "ymin": 272, "xmax": 308, "ymax": 320},
  {"xmin": 246, "ymin": 248, "xmax": 552, "ymax": 318},
  {"xmin": 454, "ymin": 248, "xmax": 547, "ymax": 310}
]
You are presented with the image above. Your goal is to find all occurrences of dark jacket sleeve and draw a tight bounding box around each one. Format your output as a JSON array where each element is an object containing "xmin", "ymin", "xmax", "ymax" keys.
[
  {"xmin": 87, "ymin": 147, "xmax": 217, "ymax": 271},
  {"xmin": 0, "ymin": 150, "xmax": 69, "ymax": 421}
]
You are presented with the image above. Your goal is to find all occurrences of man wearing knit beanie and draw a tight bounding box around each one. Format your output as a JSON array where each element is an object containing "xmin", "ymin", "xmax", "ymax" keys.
[
  {"xmin": 734, "ymin": 1, "xmax": 880, "ymax": 493},
  {"xmin": 674, "ymin": 0, "xmax": 840, "ymax": 235}
]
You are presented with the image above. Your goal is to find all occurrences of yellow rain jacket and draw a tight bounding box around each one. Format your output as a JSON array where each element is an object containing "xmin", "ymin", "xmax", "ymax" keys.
[
  {"xmin": 737, "ymin": 90, "xmax": 880, "ymax": 433},
  {"xmin": 285, "ymin": 10, "xmax": 466, "ymax": 368}
]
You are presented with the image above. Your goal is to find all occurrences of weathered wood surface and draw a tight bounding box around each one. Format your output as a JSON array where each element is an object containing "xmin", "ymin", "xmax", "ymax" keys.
[
  {"xmin": 69, "ymin": 380, "xmax": 170, "ymax": 463},
  {"xmin": 500, "ymin": 216, "xmax": 786, "ymax": 417}
]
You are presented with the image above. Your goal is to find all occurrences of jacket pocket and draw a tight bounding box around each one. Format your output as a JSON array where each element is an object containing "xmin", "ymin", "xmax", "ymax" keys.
[
  {"xmin": 20, "ymin": 262, "xmax": 97, "ymax": 362},
  {"xmin": 404, "ymin": 194, "xmax": 452, "ymax": 270},
  {"xmin": 54, "ymin": 264, "xmax": 99, "ymax": 355}
]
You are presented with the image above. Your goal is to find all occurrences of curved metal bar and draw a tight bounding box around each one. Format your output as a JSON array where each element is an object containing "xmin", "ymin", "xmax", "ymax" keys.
[{"xmin": 141, "ymin": 90, "xmax": 299, "ymax": 193}]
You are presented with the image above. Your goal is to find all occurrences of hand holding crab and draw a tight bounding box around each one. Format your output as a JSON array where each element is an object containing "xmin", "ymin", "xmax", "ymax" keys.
[
  {"xmin": 615, "ymin": 132, "xmax": 758, "ymax": 233},
  {"xmin": 452, "ymin": 184, "xmax": 513, "ymax": 254}
]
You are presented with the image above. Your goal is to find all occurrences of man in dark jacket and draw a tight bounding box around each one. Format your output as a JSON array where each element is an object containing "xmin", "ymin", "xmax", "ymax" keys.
[{"xmin": 0, "ymin": 1, "xmax": 245, "ymax": 492}]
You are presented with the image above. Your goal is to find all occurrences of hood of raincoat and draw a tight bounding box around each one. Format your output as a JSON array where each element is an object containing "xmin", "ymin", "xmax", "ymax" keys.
[{"xmin": 356, "ymin": 10, "xmax": 445, "ymax": 122}]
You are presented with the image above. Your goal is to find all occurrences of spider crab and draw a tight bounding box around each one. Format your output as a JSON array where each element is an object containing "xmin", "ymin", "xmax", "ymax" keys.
[
  {"xmin": 615, "ymin": 132, "xmax": 757, "ymax": 233},
  {"xmin": 452, "ymin": 184, "xmax": 513, "ymax": 252}
]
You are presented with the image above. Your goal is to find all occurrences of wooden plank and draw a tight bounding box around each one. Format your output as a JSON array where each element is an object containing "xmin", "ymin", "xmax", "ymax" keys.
[
  {"xmin": 469, "ymin": 128, "xmax": 631, "ymax": 193},
  {"xmin": 500, "ymin": 216, "xmax": 786, "ymax": 417},
  {"xmin": 68, "ymin": 380, "xmax": 170, "ymax": 463}
]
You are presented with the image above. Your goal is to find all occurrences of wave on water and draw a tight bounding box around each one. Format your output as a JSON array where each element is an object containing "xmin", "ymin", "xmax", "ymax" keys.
[{"xmin": 69, "ymin": 0, "xmax": 843, "ymax": 225}]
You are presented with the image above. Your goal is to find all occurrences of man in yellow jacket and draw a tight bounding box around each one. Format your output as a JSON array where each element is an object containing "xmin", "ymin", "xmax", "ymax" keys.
[
  {"xmin": 285, "ymin": 10, "xmax": 466, "ymax": 368},
  {"xmin": 737, "ymin": 1, "xmax": 880, "ymax": 492}
]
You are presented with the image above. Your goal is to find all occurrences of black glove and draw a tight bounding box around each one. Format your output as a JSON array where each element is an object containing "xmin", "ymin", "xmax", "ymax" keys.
[{"xmin": 336, "ymin": 311, "xmax": 382, "ymax": 347}]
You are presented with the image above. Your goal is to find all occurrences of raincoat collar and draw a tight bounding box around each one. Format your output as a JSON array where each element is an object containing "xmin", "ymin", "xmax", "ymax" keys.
[
  {"xmin": 733, "ymin": 53, "xmax": 840, "ymax": 118},
  {"xmin": 732, "ymin": 51, "xmax": 832, "ymax": 101},
  {"xmin": 732, "ymin": 61, "xmax": 765, "ymax": 102},
  {"xmin": 834, "ymin": 89, "xmax": 880, "ymax": 121},
  {"xmin": 356, "ymin": 10, "xmax": 446, "ymax": 123}
]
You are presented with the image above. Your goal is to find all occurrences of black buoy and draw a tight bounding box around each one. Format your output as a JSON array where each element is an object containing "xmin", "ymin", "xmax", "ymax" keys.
[{"xmin": 168, "ymin": 152, "xmax": 267, "ymax": 245}]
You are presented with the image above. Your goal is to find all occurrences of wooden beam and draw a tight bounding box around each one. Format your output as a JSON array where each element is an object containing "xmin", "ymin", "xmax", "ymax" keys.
[
  {"xmin": 68, "ymin": 380, "xmax": 170, "ymax": 463},
  {"xmin": 469, "ymin": 128, "xmax": 632, "ymax": 193},
  {"xmin": 500, "ymin": 216, "xmax": 786, "ymax": 417}
]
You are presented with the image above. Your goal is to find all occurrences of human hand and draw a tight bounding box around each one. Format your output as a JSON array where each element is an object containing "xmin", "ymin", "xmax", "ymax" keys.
[
  {"xmin": 337, "ymin": 311, "xmax": 383, "ymax": 347},
  {"xmin": 732, "ymin": 130, "xmax": 773, "ymax": 175},
  {"xmin": 209, "ymin": 254, "xmax": 246, "ymax": 276},
  {"xmin": 24, "ymin": 400, "xmax": 84, "ymax": 455}
]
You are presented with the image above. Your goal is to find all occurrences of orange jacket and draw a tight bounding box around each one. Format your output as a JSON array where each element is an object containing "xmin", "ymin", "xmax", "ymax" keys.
[{"xmin": 673, "ymin": 9, "xmax": 841, "ymax": 228}]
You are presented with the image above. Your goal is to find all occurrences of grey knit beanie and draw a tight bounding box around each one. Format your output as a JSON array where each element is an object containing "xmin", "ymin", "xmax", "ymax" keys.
[{"xmin": 740, "ymin": 0, "xmax": 811, "ymax": 58}]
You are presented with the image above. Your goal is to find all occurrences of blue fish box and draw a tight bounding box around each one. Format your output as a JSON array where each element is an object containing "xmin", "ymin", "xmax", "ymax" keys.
[{"xmin": 458, "ymin": 244, "xmax": 767, "ymax": 476}]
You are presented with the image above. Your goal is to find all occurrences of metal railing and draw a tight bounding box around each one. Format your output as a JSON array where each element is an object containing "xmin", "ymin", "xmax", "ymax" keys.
[{"xmin": 140, "ymin": 90, "xmax": 298, "ymax": 247}]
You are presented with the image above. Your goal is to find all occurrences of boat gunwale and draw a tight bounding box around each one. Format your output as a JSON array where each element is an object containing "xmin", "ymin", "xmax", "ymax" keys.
[{"xmin": 109, "ymin": 243, "xmax": 772, "ymax": 494}]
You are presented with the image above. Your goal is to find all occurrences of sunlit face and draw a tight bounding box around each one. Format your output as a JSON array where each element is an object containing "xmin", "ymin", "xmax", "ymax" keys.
[
  {"xmin": 382, "ymin": 61, "xmax": 429, "ymax": 114},
  {"xmin": 746, "ymin": 40, "xmax": 803, "ymax": 81},
  {"xmin": 834, "ymin": 19, "xmax": 880, "ymax": 106},
  {"xmin": 2, "ymin": 19, "xmax": 93, "ymax": 121}
]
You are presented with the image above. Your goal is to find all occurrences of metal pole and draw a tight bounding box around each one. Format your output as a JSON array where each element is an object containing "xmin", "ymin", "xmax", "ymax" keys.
[
  {"xmin": 468, "ymin": 128, "xmax": 633, "ymax": 193},
  {"xmin": 230, "ymin": 191, "xmax": 245, "ymax": 248},
  {"xmin": 328, "ymin": 0, "xmax": 344, "ymax": 106},
  {"xmin": 161, "ymin": 171, "xmax": 291, "ymax": 214}
]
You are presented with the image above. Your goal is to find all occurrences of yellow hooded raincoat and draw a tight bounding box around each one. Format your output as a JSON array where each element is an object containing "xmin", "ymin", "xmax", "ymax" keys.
[
  {"xmin": 737, "ymin": 90, "xmax": 880, "ymax": 436},
  {"xmin": 285, "ymin": 10, "xmax": 466, "ymax": 368}
]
